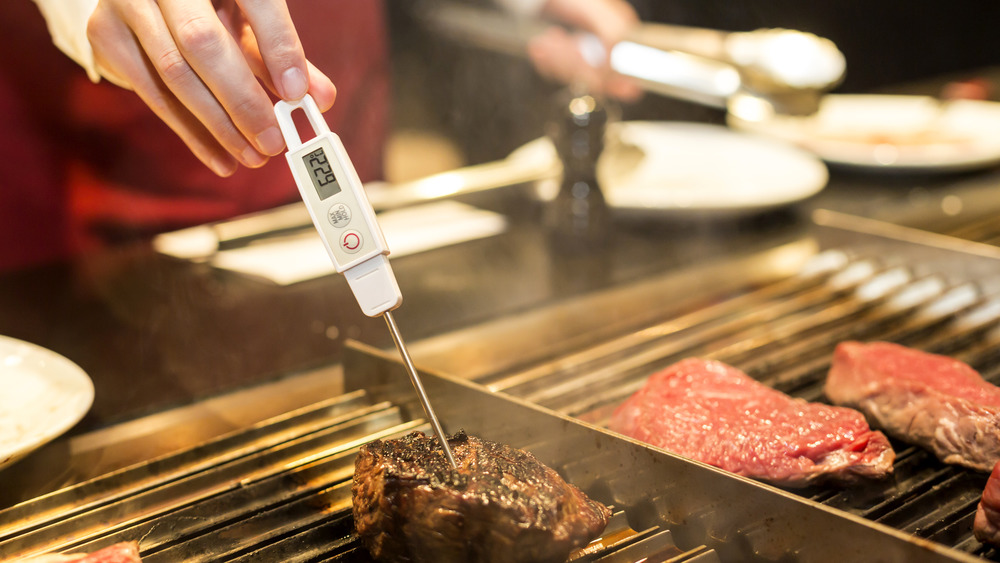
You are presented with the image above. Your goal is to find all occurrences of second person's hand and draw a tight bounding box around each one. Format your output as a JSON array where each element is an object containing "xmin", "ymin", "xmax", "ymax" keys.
[
  {"xmin": 86, "ymin": 0, "xmax": 337, "ymax": 176},
  {"xmin": 526, "ymin": 0, "xmax": 642, "ymax": 101}
]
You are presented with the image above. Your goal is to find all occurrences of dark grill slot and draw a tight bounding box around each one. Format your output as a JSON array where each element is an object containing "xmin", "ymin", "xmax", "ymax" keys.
[
  {"xmin": 875, "ymin": 471, "xmax": 986, "ymax": 536},
  {"xmin": 143, "ymin": 481, "xmax": 353, "ymax": 562},
  {"xmin": 226, "ymin": 514, "xmax": 358, "ymax": 563},
  {"xmin": 818, "ymin": 447, "xmax": 952, "ymax": 519},
  {"xmin": 931, "ymin": 510, "xmax": 981, "ymax": 552}
]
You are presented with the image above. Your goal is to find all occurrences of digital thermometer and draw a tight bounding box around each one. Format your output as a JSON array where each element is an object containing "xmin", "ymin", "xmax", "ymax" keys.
[
  {"xmin": 275, "ymin": 96, "xmax": 456, "ymax": 468},
  {"xmin": 275, "ymin": 95, "xmax": 399, "ymax": 316}
]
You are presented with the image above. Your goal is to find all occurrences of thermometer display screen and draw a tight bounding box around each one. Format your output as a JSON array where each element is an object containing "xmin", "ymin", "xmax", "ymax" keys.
[{"xmin": 302, "ymin": 147, "xmax": 341, "ymax": 200}]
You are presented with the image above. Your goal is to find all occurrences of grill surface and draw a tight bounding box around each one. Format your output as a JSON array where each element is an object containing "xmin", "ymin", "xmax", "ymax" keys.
[
  {"xmin": 6, "ymin": 213, "xmax": 1000, "ymax": 562},
  {"xmin": 0, "ymin": 388, "xmax": 721, "ymax": 562},
  {"xmin": 465, "ymin": 236, "xmax": 1000, "ymax": 560}
]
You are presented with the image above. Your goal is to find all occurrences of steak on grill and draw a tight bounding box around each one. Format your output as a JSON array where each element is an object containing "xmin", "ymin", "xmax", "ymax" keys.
[
  {"xmin": 609, "ymin": 358, "xmax": 895, "ymax": 487},
  {"xmin": 352, "ymin": 430, "xmax": 610, "ymax": 563},
  {"xmin": 974, "ymin": 461, "xmax": 1000, "ymax": 546},
  {"xmin": 825, "ymin": 341, "xmax": 1000, "ymax": 471}
]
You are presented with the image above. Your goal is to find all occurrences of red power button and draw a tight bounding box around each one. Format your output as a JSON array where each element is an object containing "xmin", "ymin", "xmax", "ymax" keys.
[{"xmin": 340, "ymin": 230, "xmax": 363, "ymax": 254}]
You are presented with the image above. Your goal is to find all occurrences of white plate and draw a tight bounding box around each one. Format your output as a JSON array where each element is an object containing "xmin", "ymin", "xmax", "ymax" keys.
[
  {"xmin": 728, "ymin": 94, "xmax": 1000, "ymax": 172},
  {"xmin": 0, "ymin": 335, "xmax": 93, "ymax": 470},
  {"xmin": 510, "ymin": 121, "xmax": 828, "ymax": 217}
]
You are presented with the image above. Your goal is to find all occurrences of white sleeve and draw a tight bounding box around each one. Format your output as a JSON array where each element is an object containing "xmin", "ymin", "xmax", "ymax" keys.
[
  {"xmin": 32, "ymin": 0, "xmax": 101, "ymax": 83},
  {"xmin": 493, "ymin": 0, "xmax": 547, "ymax": 16}
]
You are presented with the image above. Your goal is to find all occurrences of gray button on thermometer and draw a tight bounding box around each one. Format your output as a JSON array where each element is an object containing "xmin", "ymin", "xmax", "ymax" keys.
[{"xmin": 275, "ymin": 96, "xmax": 457, "ymax": 468}]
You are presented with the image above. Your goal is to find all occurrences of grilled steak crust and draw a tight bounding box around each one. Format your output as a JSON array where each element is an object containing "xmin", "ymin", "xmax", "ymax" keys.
[
  {"xmin": 826, "ymin": 341, "xmax": 1000, "ymax": 471},
  {"xmin": 352, "ymin": 431, "xmax": 610, "ymax": 563},
  {"xmin": 610, "ymin": 358, "xmax": 895, "ymax": 487}
]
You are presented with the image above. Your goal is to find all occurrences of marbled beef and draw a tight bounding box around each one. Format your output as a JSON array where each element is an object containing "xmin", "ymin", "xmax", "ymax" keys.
[
  {"xmin": 609, "ymin": 358, "xmax": 894, "ymax": 487},
  {"xmin": 352, "ymin": 431, "xmax": 610, "ymax": 563},
  {"xmin": 825, "ymin": 341, "xmax": 1000, "ymax": 471}
]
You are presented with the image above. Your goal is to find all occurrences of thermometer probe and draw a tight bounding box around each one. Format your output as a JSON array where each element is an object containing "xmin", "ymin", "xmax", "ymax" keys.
[{"xmin": 275, "ymin": 95, "xmax": 457, "ymax": 469}]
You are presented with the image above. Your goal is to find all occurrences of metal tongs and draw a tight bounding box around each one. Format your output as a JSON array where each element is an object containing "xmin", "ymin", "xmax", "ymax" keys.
[{"xmin": 422, "ymin": 2, "xmax": 846, "ymax": 117}]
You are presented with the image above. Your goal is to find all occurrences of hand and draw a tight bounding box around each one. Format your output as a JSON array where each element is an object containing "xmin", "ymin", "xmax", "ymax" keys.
[
  {"xmin": 526, "ymin": 0, "xmax": 641, "ymax": 101},
  {"xmin": 86, "ymin": 0, "xmax": 337, "ymax": 176}
]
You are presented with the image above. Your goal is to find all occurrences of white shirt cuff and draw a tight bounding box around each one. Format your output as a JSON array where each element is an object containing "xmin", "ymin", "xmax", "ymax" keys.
[
  {"xmin": 32, "ymin": 0, "xmax": 101, "ymax": 83},
  {"xmin": 494, "ymin": 0, "xmax": 547, "ymax": 16}
]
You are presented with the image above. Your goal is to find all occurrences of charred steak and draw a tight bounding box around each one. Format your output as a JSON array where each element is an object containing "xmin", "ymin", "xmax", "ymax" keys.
[
  {"xmin": 352, "ymin": 431, "xmax": 610, "ymax": 563},
  {"xmin": 609, "ymin": 358, "xmax": 895, "ymax": 487},
  {"xmin": 825, "ymin": 341, "xmax": 1000, "ymax": 471},
  {"xmin": 975, "ymin": 461, "xmax": 1000, "ymax": 546}
]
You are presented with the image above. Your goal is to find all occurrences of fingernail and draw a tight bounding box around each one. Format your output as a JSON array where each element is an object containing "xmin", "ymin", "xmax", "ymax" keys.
[
  {"xmin": 256, "ymin": 126, "xmax": 285, "ymax": 156},
  {"xmin": 281, "ymin": 67, "xmax": 308, "ymax": 100},
  {"xmin": 211, "ymin": 156, "xmax": 237, "ymax": 177},
  {"xmin": 241, "ymin": 145, "xmax": 268, "ymax": 168}
]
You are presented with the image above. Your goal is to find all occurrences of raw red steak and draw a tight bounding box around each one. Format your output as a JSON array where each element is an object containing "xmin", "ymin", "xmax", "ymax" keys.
[
  {"xmin": 609, "ymin": 358, "xmax": 894, "ymax": 487},
  {"xmin": 974, "ymin": 461, "xmax": 1000, "ymax": 546},
  {"xmin": 825, "ymin": 341, "xmax": 1000, "ymax": 471}
]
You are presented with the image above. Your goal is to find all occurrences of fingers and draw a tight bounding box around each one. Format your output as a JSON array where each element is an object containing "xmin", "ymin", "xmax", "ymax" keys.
[
  {"xmin": 232, "ymin": 15, "xmax": 337, "ymax": 110},
  {"xmin": 527, "ymin": 27, "xmax": 642, "ymax": 102},
  {"xmin": 527, "ymin": 0, "xmax": 642, "ymax": 101},
  {"xmin": 89, "ymin": 1, "xmax": 240, "ymax": 176},
  {"xmin": 233, "ymin": 0, "xmax": 307, "ymax": 100},
  {"xmin": 155, "ymin": 0, "xmax": 284, "ymax": 158},
  {"xmin": 542, "ymin": 0, "xmax": 638, "ymax": 46},
  {"xmin": 306, "ymin": 60, "xmax": 338, "ymax": 111},
  {"xmin": 87, "ymin": 0, "xmax": 338, "ymax": 177}
]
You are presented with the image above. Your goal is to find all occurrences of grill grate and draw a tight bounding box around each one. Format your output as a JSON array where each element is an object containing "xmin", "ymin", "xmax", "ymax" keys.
[
  {"xmin": 479, "ymin": 248, "xmax": 1000, "ymax": 560},
  {"xmin": 0, "ymin": 388, "xmax": 720, "ymax": 563},
  {"xmin": 7, "ymin": 231, "xmax": 1000, "ymax": 561}
]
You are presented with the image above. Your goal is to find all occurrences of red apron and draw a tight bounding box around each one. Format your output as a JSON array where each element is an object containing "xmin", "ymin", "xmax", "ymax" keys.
[{"xmin": 0, "ymin": 0, "xmax": 389, "ymax": 271}]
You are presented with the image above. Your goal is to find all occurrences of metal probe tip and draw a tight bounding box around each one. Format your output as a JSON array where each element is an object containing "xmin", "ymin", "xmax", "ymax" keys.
[{"xmin": 383, "ymin": 311, "xmax": 458, "ymax": 469}]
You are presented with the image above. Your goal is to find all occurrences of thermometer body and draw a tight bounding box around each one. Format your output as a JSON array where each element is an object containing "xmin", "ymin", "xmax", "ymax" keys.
[
  {"xmin": 274, "ymin": 95, "xmax": 401, "ymax": 317},
  {"xmin": 274, "ymin": 96, "xmax": 457, "ymax": 468}
]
